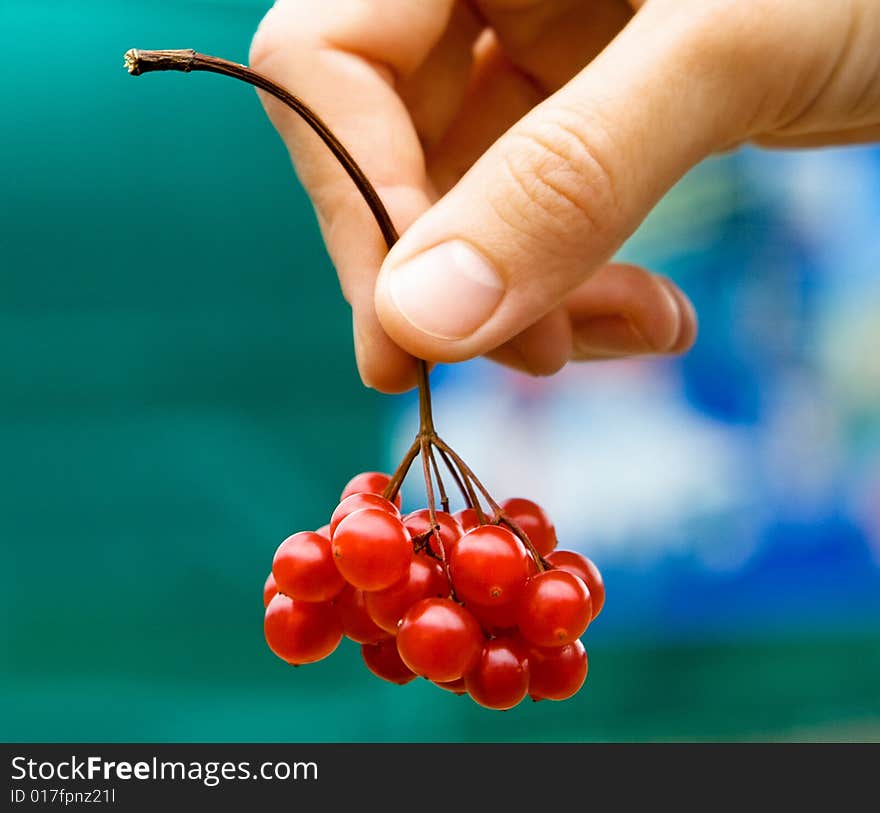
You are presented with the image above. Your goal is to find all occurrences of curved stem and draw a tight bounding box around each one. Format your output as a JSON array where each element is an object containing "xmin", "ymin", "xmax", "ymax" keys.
[
  {"xmin": 436, "ymin": 446, "xmax": 470, "ymax": 508},
  {"xmin": 432, "ymin": 438, "xmax": 498, "ymax": 514},
  {"xmin": 419, "ymin": 435, "xmax": 446, "ymax": 568},
  {"xmin": 124, "ymin": 49, "xmax": 546, "ymax": 571},
  {"xmin": 125, "ymin": 49, "xmax": 399, "ymax": 250},
  {"xmin": 432, "ymin": 436, "xmax": 546, "ymax": 570},
  {"xmin": 384, "ymin": 439, "xmax": 420, "ymax": 504},
  {"xmin": 126, "ymin": 48, "xmax": 440, "ymax": 512},
  {"xmin": 432, "ymin": 439, "xmax": 486, "ymax": 524}
]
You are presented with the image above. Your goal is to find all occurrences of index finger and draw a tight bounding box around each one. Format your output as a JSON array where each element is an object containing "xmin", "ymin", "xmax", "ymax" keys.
[{"xmin": 249, "ymin": 0, "xmax": 453, "ymax": 390}]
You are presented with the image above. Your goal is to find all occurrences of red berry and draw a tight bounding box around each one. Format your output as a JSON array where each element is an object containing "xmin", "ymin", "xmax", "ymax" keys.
[
  {"xmin": 396, "ymin": 598, "xmax": 483, "ymax": 682},
  {"xmin": 546, "ymin": 550, "xmax": 605, "ymax": 619},
  {"xmin": 361, "ymin": 639, "xmax": 416, "ymax": 685},
  {"xmin": 315, "ymin": 524, "xmax": 331, "ymax": 539},
  {"xmin": 263, "ymin": 593, "xmax": 342, "ymax": 665},
  {"xmin": 365, "ymin": 554, "xmax": 449, "ymax": 634},
  {"xmin": 465, "ymin": 600, "xmax": 519, "ymax": 634},
  {"xmin": 329, "ymin": 492, "xmax": 400, "ymax": 536},
  {"xmin": 340, "ymin": 471, "xmax": 401, "ymax": 510},
  {"xmin": 332, "ymin": 508, "xmax": 413, "ymax": 591},
  {"xmin": 449, "ymin": 526, "xmax": 530, "ymax": 607},
  {"xmin": 433, "ymin": 677, "xmax": 467, "ymax": 695},
  {"xmin": 528, "ymin": 640, "xmax": 588, "ymax": 701},
  {"xmin": 263, "ymin": 572, "xmax": 277, "ymax": 608},
  {"xmin": 335, "ymin": 584, "xmax": 390, "ymax": 644},
  {"xmin": 403, "ymin": 509, "xmax": 461, "ymax": 558},
  {"xmin": 453, "ymin": 508, "xmax": 481, "ymax": 533},
  {"xmin": 501, "ymin": 498, "xmax": 557, "ymax": 557},
  {"xmin": 517, "ymin": 570, "xmax": 592, "ymax": 647},
  {"xmin": 272, "ymin": 531, "xmax": 346, "ymax": 602},
  {"xmin": 465, "ymin": 637, "xmax": 530, "ymax": 710}
]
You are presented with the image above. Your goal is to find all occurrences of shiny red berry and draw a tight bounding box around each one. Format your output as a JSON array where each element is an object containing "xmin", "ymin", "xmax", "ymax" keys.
[
  {"xmin": 331, "ymin": 508, "xmax": 412, "ymax": 591},
  {"xmin": 528, "ymin": 640, "xmax": 588, "ymax": 701},
  {"xmin": 465, "ymin": 637, "xmax": 530, "ymax": 710},
  {"xmin": 453, "ymin": 508, "xmax": 481, "ymax": 533},
  {"xmin": 403, "ymin": 509, "xmax": 461, "ymax": 558},
  {"xmin": 464, "ymin": 600, "xmax": 519, "ymax": 634},
  {"xmin": 501, "ymin": 498, "xmax": 557, "ymax": 557},
  {"xmin": 361, "ymin": 639, "xmax": 416, "ymax": 685},
  {"xmin": 433, "ymin": 677, "xmax": 467, "ymax": 695},
  {"xmin": 365, "ymin": 554, "xmax": 449, "ymax": 634},
  {"xmin": 517, "ymin": 570, "xmax": 592, "ymax": 647},
  {"xmin": 335, "ymin": 584, "xmax": 391, "ymax": 644},
  {"xmin": 329, "ymin": 492, "xmax": 400, "ymax": 536},
  {"xmin": 272, "ymin": 531, "xmax": 346, "ymax": 602},
  {"xmin": 263, "ymin": 593, "xmax": 342, "ymax": 665},
  {"xmin": 546, "ymin": 550, "xmax": 605, "ymax": 619},
  {"xmin": 263, "ymin": 572, "xmax": 278, "ymax": 608},
  {"xmin": 340, "ymin": 471, "xmax": 401, "ymax": 509},
  {"xmin": 396, "ymin": 598, "xmax": 483, "ymax": 682},
  {"xmin": 449, "ymin": 525, "xmax": 530, "ymax": 606}
]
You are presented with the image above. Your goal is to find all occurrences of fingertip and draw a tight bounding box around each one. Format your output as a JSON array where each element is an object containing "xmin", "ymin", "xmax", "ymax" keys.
[
  {"xmin": 505, "ymin": 307, "xmax": 573, "ymax": 376},
  {"xmin": 570, "ymin": 263, "xmax": 681, "ymax": 357},
  {"xmin": 375, "ymin": 238, "xmax": 506, "ymax": 363},
  {"xmin": 656, "ymin": 276, "xmax": 698, "ymax": 354},
  {"xmin": 352, "ymin": 312, "xmax": 421, "ymax": 394},
  {"xmin": 565, "ymin": 263, "xmax": 699, "ymax": 360}
]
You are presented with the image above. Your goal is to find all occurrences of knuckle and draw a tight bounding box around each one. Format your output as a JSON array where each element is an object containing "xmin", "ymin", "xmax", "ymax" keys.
[
  {"xmin": 643, "ymin": 0, "xmax": 786, "ymax": 138},
  {"xmin": 496, "ymin": 109, "xmax": 623, "ymax": 246},
  {"xmin": 614, "ymin": 263, "xmax": 656, "ymax": 291},
  {"xmin": 672, "ymin": 0, "xmax": 844, "ymax": 137}
]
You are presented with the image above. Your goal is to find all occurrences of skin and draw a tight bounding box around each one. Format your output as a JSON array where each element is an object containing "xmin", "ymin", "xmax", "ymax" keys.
[{"xmin": 249, "ymin": 0, "xmax": 880, "ymax": 392}]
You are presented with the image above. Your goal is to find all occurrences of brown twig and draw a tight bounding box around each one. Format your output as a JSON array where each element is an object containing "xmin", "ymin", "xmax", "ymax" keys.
[
  {"xmin": 435, "ymin": 446, "xmax": 473, "ymax": 509},
  {"xmin": 426, "ymin": 444, "xmax": 449, "ymax": 514},
  {"xmin": 125, "ymin": 47, "xmax": 546, "ymax": 571}
]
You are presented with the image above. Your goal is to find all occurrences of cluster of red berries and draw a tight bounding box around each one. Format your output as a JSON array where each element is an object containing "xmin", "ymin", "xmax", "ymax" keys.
[
  {"xmin": 125, "ymin": 46, "xmax": 605, "ymax": 711},
  {"xmin": 263, "ymin": 471, "xmax": 604, "ymax": 710}
]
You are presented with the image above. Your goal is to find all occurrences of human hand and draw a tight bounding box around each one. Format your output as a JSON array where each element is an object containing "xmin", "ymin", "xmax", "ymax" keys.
[{"xmin": 250, "ymin": 0, "xmax": 880, "ymax": 392}]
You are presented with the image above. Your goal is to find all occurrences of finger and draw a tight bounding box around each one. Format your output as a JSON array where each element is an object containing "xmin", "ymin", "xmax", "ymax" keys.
[
  {"xmin": 374, "ymin": 1, "xmax": 754, "ymax": 363},
  {"xmin": 753, "ymin": 125, "xmax": 880, "ymax": 148},
  {"xmin": 472, "ymin": 0, "xmax": 632, "ymax": 92},
  {"xmin": 429, "ymin": 1, "xmax": 632, "ymax": 193},
  {"xmin": 396, "ymin": 2, "xmax": 484, "ymax": 149},
  {"xmin": 427, "ymin": 32, "xmax": 543, "ymax": 194},
  {"xmin": 249, "ymin": 0, "xmax": 455, "ymax": 390},
  {"xmin": 489, "ymin": 307, "xmax": 574, "ymax": 376},
  {"xmin": 318, "ymin": 182, "xmax": 426, "ymax": 392},
  {"xmin": 566, "ymin": 263, "xmax": 696, "ymax": 359},
  {"xmin": 654, "ymin": 274, "xmax": 698, "ymax": 355},
  {"xmin": 488, "ymin": 264, "xmax": 696, "ymax": 373}
]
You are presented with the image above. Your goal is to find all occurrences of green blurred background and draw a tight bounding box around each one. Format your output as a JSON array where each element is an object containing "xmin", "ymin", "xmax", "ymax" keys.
[{"xmin": 2, "ymin": 1, "xmax": 878, "ymax": 742}]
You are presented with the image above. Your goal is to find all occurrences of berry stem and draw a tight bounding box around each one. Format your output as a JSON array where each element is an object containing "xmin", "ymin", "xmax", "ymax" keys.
[
  {"xmin": 433, "ymin": 437, "xmax": 546, "ymax": 570},
  {"xmin": 384, "ymin": 439, "xmax": 420, "ymax": 504},
  {"xmin": 435, "ymin": 446, "xmax": 474, "ymax": 509},
  {"xmin": 426, "ymin": 444, "xmax": 450, "ymax": 514},
  {"xmin": 125, "ymin": 48, "xmax": 546, "ymax": 570},
  {"xmin": 419, "ymin": 435, "xmax": 447, "ymax": 570},
  {"xmin": 126, "ymin": 48, "xmax": 442, "ymax": 519},
  {"xmin": 431, "ymin": 438, "xmax": 487, "ymax": 524},
  {"xmin": 415, "ymin": 358, "xmax": 436, "ymax": 436},
  {"xmin": 124, "ymin": 49, "xmax": 399, "ymax": 249}
]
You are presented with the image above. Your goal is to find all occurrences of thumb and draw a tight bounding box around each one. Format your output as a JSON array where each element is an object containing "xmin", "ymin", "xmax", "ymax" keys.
[{"xmin": 375, "ymin": 4, "xmax": 758, "ymax": 362}]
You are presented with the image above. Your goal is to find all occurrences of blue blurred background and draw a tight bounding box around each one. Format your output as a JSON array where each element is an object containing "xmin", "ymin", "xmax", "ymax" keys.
[{"xmin": 2, "ymin": 1, "xmax": 879, "ymax": 741}]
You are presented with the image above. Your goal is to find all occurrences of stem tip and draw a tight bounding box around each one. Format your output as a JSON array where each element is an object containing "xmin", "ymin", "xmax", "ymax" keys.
[
  {"xmin": 124, "ymin": 49, "xmax": 141, "ymax": 75},
  {"xmin": 123, "ymin": 49, "xmax": 198, "ymax": 76}
]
